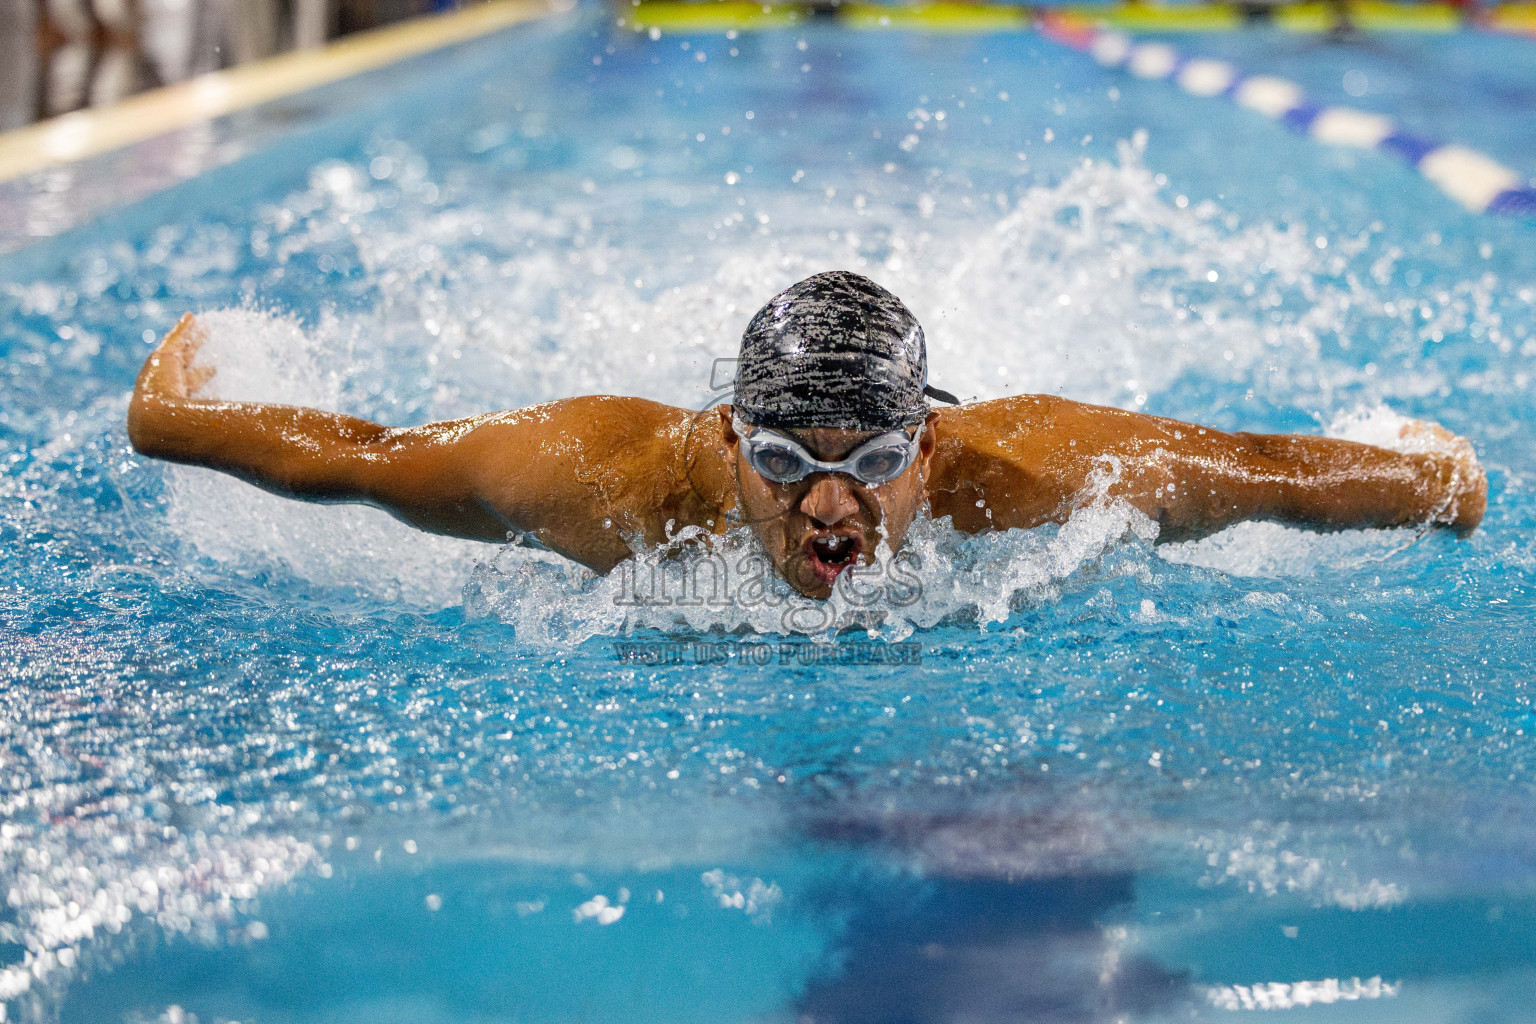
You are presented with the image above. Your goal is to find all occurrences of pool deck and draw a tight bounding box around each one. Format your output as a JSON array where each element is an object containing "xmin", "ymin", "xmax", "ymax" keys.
[{"xmin": 0, "ymin": 0, "xmax": 557, "ymax": 187}]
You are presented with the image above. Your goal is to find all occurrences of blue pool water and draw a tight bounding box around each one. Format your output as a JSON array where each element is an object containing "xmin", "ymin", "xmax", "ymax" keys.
[{"xmin": 2, "ymin": 10, "xmax": 1535, "ymax": 1022}]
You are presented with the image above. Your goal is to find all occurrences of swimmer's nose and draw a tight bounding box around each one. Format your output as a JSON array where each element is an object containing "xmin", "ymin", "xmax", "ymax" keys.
[{"xmin": 800, "ymin": 474, "xmax": 861, "ymax": 526}]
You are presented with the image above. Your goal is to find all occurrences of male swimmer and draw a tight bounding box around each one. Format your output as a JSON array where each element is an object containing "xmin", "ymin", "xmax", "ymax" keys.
[{"xmin": 128, "ymin": 271, "xmax": 1485, "ymax": 600}]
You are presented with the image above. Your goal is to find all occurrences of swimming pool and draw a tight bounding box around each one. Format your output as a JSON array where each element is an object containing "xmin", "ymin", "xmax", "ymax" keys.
[{"xmin": 2, "ymin": 7, "xmax": 1534, "ymax": 1021}]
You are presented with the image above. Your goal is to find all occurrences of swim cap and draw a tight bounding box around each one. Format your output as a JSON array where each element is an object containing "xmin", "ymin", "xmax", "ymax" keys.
[{"xmin": 733, "ymin": 271, "xmax": 953, "ymax": 431}]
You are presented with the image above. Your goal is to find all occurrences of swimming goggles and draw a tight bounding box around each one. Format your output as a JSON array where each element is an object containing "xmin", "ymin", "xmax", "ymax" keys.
[{"xmin": 731, "ymin": 415, "xmax": 923, "ymax": 487}]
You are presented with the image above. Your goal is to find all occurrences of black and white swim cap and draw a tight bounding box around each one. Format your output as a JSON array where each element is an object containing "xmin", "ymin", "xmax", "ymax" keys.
[{"xmin": 733, "ymin": 271, "xmax": 953, "ymax": 431}]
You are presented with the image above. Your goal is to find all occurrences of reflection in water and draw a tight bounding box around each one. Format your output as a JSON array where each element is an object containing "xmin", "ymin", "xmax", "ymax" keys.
[{"xmin": 798, "ymin": 807, "xmax": 1185, "ymax": 1024}]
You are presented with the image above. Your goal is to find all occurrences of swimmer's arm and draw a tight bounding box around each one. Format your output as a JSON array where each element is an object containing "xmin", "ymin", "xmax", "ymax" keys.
[
  {"xmin": 127, "ymin": 316, "xmax": 511, "ymax": 539},
  {"xmin": 944, "ymin": 397, "xmax": 1486, "ymax": 541},
  {"xmin": 1131, "ymin": 424, "xmax": 1486, "ymax": 541},
  {"xmin": 127, "ymin": 315, "xmax": 685, "ymax": 569},
  {"xmin": 1062, "ymin": 402, "xmax": 1486, "ymax": 541}
]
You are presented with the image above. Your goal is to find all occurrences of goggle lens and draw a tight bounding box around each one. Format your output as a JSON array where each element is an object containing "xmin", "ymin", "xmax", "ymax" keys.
[
  {"xmin": 750, "ymin": 444, "xmax": 811, "ymax": 483},
  {"xmin": 851, "ymin": 447, "xmax": 910, "ymax": 484}
]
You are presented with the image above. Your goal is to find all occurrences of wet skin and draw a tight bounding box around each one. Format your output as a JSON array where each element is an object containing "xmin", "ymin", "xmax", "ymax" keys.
[{"xmin": 129, "ymin": 314, "xmax": 1487, "ymax": 600}]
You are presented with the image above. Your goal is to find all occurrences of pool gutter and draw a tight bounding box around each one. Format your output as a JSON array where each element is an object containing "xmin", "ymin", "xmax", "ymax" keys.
[{"xmin": 0, "ymin": 0, "xmax": 559, "ymax": 186}]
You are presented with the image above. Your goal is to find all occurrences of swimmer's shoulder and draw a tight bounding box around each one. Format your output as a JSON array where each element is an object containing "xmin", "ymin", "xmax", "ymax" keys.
[
  {"xmin": 936, "ymin": 393, "xmax": 1178, "ymax": 444},
  {"xmin": 444, "ymin": 395, "xmax": 697, "ymax": 498},
  {"xmin": 927, "ymin": 395, "xmax": 1063, "ymax": 529},
  {"xmin": 471, "ymin": 393, "xmax": 726, "ymax": 496},
  {"xmin": 933, "ymin": 393, "xmax": 1079, "ymax": 443},
  {"xmin": 553, "ymin": 396, "xmax": 731, "ymax": 539},
  {"xmin": 928, "ymin": 394, "xmax": 1150, "ymax": 530},
  {"xmin": 464, "ymin": 395, "xmax": 693, "ymax": 452},
  {"xmin": 451, "ymin": 395, "xmax": 722, "ymax": 559}
]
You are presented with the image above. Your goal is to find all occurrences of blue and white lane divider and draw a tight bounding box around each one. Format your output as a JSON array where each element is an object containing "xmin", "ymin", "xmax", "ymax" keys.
[{"xmin": 1065, "ymin": 27, "xmax": 1536, "ymax": 217}]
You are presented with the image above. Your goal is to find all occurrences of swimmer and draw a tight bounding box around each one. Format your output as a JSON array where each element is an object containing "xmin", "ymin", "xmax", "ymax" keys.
[{"xmin": 127, "ymin": 271, "xmax": 1486, "ymax": 599}]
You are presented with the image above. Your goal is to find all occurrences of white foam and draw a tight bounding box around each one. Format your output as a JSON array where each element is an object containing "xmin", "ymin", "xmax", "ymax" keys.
[
  {"xmin": 1328, "ymin": 403, "xmax": 1453, "ymax": 454},
  {"xmin": 0, "ymin": 806, "xmax": 318, "ymax": 1013},
  {"xmin": 1158, "ymin": 519, "xmax": 1419, "ymax": 578},
  {"xmin": 700, "ymin": 869, "xmax": 782, "ymax": 924},
  {"xmin": 190, "ymin": 307, "xmax": 341, "ymax": 407},
  {"xmin": 163, "ymin": 469, "xmax": 484, "ymax": 606},
  {"xmin": 1194, "ymin": 830, "xmax": 1410, "ymax": 911}
]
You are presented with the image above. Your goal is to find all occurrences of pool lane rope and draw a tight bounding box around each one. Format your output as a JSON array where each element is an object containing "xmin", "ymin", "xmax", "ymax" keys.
[{"xmin": 1040, "ymin": 13, "xmax": 1536, "ymax": 217}]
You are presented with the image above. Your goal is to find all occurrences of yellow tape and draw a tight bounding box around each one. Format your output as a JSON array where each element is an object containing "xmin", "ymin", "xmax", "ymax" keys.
[
  {"xmin": 1350, "ymin": 0, "xmax": 1462, "ymax": 29},
  {"xmin": 0, "ymin": 0, "xmax": 553, "ymax": 184},
  {"xmin": 1100, "ymin": 2, "xmax": 1467, "ymax": 31},
  {"xmin": 630, "ymin": 0, "xmax": 1496, "ymax": 33},
  {"xmin": 1490, "ymin": 1, "xmax": 1536, "ymax": 29},
  {"xmin": 1100, "ymin": 6, "xmax": 1243, "ymax": 31},
  {"xmin": 1269, "ymin": 2, "xmax": 1337, "ymax": 29},
  {"xmin": 840, "ymin": 2, "xmax": 1030, "ymax": 31},
  {"xmin": 628, "ymin": 0, "xmax": 807, "ymax": 29}
]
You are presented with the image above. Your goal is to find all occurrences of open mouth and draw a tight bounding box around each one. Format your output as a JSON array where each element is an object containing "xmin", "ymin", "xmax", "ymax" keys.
[{"xmin": 803, "ymin": 532, "xmax": 864, "ymax": 585}]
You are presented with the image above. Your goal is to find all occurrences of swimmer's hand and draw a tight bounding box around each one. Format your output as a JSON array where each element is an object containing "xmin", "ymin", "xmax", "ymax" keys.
[
  {"xmin": 1395, "ymin": 419, "xmax": 1487, "ymax": 536},
  {"xmin": 131, "ymin": 313, "xmax": 217, "ymax": 402}
]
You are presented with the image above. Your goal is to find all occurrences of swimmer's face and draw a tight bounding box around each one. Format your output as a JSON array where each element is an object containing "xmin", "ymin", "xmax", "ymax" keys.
[{"xmin": 720, "ymin": 406, "xmax": 939, "ymax": 600}]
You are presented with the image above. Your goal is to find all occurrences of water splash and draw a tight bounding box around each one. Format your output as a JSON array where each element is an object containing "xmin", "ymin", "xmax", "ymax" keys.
[
  {"xmin": 464, "ymin": 456, "xmax": 1157, "ymax": 645},
  {"xmin": 138, "ymin": 139, "xmax": 1498, "ymax": 615}
]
